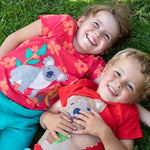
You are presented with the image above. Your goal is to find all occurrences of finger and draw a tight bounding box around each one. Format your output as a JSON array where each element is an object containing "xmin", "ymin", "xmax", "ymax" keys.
[
  {"xmin": 73, "ymin": 129, "xmax": 87, "ymax": 135},
  {"xmin": 75, "ymin": 113, "xmax": 88, "ymax": 121},
  {"xmin": 47, "ymin": 132, "xmax": 56, "ymax": 143},
  {"xmin": 79, "ymin": 110, "xmax": 94, "ymax": 118},
  {"xmin": 58, "ymin": 123, "xmax": 74, "ymax": 133},
  {"xmin": 91, "ymin": 109, "xmax": 99, "ymax": 117},
  {"xmin": 59, "ymin": 118, "xmax": 75, "ymax": 130},
  {"xmin": 51, "ymin": 131, "xmax": 61, "ymax": 141},
  {"xmin": 56, "ymin": 128, "xmax": 72, "ymax": 138},
  {"xmin": 73, "ymin": 118, "xmax": 86, "ymax": 127},
  {"xmin": 61, "ymin": 114, "xmax": 72, "ymax": 122}
]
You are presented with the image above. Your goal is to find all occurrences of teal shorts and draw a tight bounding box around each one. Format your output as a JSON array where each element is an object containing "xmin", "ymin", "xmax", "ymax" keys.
[{"xmin": 0, "ymin": 91, "xmax": 44, "ymax": 150}]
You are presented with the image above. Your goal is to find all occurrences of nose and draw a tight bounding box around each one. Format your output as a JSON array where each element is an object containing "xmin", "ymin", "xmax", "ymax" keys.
[
  {"xmin": 95, "ymin": 30, "xmax": 101, "ymax": 38},
  {"xmin": 114, "ymin": 80, "xmax": 121, "ymax": 89},
  {"xmin": 46, "ymin": 71, "xmax": 53, "ymax": 78},
  {"xmin": 95, "ymin": 28, "xmax": 104, "ymax": 38},
  {"xmin": 73, "ymin": 108, "xmax": 81, "ymax": 115}
]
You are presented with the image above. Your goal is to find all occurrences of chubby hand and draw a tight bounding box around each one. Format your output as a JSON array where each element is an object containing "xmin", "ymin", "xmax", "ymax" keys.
[
  {"xmin": 44, "ymin": 112, "xmax": 76, "ymax": 141},
  {"xmin": 73, "ymin": 109, "xmax": 109, "ymax": 138}
]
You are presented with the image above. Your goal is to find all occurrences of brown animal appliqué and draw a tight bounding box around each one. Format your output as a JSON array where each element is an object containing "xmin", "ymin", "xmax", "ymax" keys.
[{"xmin": 38, "ymin": 95, "xmax": 107, "ymax": 150}]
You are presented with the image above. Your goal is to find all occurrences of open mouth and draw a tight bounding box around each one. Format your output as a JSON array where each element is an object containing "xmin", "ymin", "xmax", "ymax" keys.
[
  {"xmin": 86, "ymin": 34, "xmax": 97, "ymax": 46},
  {"xmin": 108, "ymin": 85, "xmax": 118, "ymax": 96}
]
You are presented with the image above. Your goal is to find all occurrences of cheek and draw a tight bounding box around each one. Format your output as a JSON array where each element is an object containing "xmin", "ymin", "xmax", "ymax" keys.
[
  {"xmin": 102, "ymin": 71, "xmax": 115, "ymax": 80},
  {"xmin": 99, "ymin": 40, "xmax": 110, "ymax": 51},
  {"xmin": 121, "ymin": 90, "xmax": 136, "ymax": 103},
  {"xmin": 76, "ymin": 30, "xmax": 82, "ymax": 39}
]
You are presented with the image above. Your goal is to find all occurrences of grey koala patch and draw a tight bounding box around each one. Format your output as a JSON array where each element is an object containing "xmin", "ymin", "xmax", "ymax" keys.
[{"xmin": 9, "ymin": 56, "xmax": 68, "ymax": 99}]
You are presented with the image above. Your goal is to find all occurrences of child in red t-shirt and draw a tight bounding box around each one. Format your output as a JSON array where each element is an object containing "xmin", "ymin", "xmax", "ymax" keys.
[{"xmin": 32, "ymin": 48, "xmax": 150, "ymax": 150}]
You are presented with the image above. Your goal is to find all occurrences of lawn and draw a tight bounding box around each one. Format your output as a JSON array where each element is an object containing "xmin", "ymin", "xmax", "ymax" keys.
[{"xmin": 0, "ymin": 0, "xmax": 150, "ymax": 149}]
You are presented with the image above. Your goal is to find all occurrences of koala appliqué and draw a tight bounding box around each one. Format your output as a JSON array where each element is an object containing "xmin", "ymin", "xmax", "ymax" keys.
[{"xmin": 9, "ymin": 56, "xmax": 68, "ymax": 99}]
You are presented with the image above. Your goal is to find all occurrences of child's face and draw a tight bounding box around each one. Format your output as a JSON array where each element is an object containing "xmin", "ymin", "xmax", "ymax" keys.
[
  {"xmin": 97, "ymin": 56, "xmax": 146, "ymax": 104},
  {"xmin": 73, "ymin": 10, "xmax": 120, "ymax": 55}
]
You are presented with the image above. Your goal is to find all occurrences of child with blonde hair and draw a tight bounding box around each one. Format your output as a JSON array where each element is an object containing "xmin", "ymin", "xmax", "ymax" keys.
[{"xmin": 33, "ymin": 48, "xmax": 150, "ymax": 150}]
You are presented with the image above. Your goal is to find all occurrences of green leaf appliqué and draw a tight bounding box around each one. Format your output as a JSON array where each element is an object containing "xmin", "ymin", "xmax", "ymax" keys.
[
  {"xmin": 25, "ymin": 48, "xmax": 33, "ymax": 59},
  {"xmin": 37, "ymin": 43, "xmax": 47, "ymax": 56},
  {"xmin": 16, "ymin": 59, "xmax": 22, "ymax": 67},
  {"xmin": 26, "ymin": 59, "xmax": 40, "ymax": 65}
]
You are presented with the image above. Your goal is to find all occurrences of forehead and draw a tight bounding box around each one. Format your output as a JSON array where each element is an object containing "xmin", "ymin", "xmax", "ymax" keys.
[{"xmin": 114, "ymin": 56, "xmax": 140, "ymax": 71}]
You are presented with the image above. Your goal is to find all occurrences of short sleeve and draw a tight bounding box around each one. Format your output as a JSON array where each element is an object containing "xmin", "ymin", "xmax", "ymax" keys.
[
  {"xmin": 38, "ymin": 14, "xmax": 77, "ymax": 37},
  {"xmin": 116, "ymin": 105, "xmax": 143, "ymax": 139}
]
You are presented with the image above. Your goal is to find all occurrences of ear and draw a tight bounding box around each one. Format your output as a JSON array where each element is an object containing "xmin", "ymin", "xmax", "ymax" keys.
[{"xmin": 77, "ymin": 16, "xmax": 85, "ymax": 27}]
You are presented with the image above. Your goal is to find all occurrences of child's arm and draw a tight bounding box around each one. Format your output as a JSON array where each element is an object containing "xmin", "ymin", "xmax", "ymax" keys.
[
  {"xmin": 0, "ymin": 19, "xmax": 41, "ymax": 58},
  {"xmin": 136, "ymin": 103, "xmax": 150, "ymax": 127},
  {"xmin": 40, "ymin": 100, "xmax": 75, "ymax": 140},
  {"xmin": 74, "ymin": 110, "xmax": 133, "ymax": 150}
]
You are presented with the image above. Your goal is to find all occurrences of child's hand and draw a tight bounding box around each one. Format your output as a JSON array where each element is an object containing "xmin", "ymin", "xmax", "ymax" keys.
[
  {"xmin": 43, "ymin": 112, "xmax": 75, "ymax": 141},
  {"xmin": 74, "ymin": 110, "xmax": 131, "ymax": 150},
  {"xmin": 73, "ymin": 109, "xmax": 109, "ymax": 138}
]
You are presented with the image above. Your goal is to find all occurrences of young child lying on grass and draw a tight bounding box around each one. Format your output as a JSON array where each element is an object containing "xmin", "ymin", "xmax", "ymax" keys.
[{"xmin": 30, "ymin": 48, "xmax": 150, "ymax": 150}]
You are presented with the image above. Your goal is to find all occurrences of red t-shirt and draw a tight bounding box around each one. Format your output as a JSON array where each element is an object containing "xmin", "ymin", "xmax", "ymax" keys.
[
  {"xmin": 58, "ymin": 79, "xmax": 143, "ymax": 150},
  {"xmin": 0, "ymin": 15, "xmax": 106, "ymax": 110}
]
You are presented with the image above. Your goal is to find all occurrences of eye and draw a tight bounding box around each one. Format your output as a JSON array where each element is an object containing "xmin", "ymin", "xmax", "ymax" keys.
[
  {"xmin": 115, "ymin": 71, "xmax": 121, "ymax": 77},
  {"xmin": 104, "ymin": 33, "xmax": 110, "ymax": 40},
  {"xmin": 94, "ymin": 22, "xmax": 99, "ymax": 28},
  {"xmin": 127, "ymin": 84, "xmax": 133, "ymax": 91}
]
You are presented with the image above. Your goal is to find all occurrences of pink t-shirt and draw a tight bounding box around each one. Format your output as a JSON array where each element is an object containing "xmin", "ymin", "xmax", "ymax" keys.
[
  {"xmin": 0, "ymin": 15, "xmax": 106, "ymax": 110},
  {"xmin": 59, "ymin": 79, "xmax": 143, "ymax": 150}
]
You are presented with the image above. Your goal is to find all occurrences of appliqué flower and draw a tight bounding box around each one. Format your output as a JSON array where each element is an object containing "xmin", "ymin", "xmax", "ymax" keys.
[
  {"xmin": 63, "ymin": 41, "xmax": 74, "ymax": 54},
  {"xmin": 74, "ymin": 59, "xmax": 88, "ymax": 74},
  {"xmin": 0, "ymin": 80, "xmax": 9, "ymax": 95},
  {"xmin": 63, "ymin": 20, "xmax": 74, "ymax": 35},
  {"xmin": 1, "ymin": 57, "xmax": 16, "ymax": 68},
  {"xmin": 47, "ymin": 40, "xmax": 60, "ymax": 56},
  {"xmin": 42, "ymin": 25, "xmax": 49, "ymax": 36},
  {"xmin": 94, "ymin": 64, "xmax": 104, "ymax": 77}
]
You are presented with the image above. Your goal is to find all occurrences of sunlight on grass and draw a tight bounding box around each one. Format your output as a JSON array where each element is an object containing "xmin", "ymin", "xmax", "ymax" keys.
[{"xmin": 69, "ymin": 0, "xmax": 89, "ymax": 1}]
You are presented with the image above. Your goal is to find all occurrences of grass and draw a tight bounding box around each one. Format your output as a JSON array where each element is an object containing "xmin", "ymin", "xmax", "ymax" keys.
[{"xmin": 0, "ymin": 0, "xmax": 150, "ymax": 149}]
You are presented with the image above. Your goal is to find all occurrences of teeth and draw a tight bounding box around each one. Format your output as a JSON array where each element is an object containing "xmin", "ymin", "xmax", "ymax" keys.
[
  {"xmin": 86, "ymin": 34, "xmax": 96, "ymax": 46},
  {"xmin": 109, "ymin": 86, "xmax": 118, "ymax": 96}
]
